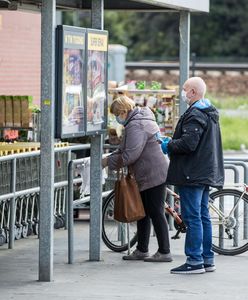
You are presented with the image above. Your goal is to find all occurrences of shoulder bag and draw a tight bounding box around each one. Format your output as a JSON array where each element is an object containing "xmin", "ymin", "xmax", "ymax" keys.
[{"xmin": 114, "ymin": 167, "xmax": 145, "ymax": 223}]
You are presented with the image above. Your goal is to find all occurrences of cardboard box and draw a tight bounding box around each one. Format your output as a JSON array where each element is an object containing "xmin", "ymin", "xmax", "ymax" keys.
[
  {"xmin": 5, "ymin": 96, "xmax": 13, "ymax": 127},
  {"xmin": 13, "ymin": 96, "xmax": 21, "ymax": 127},
  {"xmin": 21, "ymin": 96, "xmax": 30, "ymax": 128},
  {"xmin": 0, "ymin": 95, "xmax": 5, "ymax": 127}
]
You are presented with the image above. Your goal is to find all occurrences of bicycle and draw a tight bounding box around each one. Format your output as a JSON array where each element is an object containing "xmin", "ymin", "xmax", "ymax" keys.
[{"xmin": 102, "ymin": 184, "xmax": 248, "ymax": 256}]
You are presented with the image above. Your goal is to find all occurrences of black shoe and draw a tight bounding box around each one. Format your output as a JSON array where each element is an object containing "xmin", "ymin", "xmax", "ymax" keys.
[
  {"xmin": 170, "ymin": 263, "xmax": 205, "ymax": 274},
  {"xmin": 204, "ymin": 264, "xmax": 216, "ymax": 272}
]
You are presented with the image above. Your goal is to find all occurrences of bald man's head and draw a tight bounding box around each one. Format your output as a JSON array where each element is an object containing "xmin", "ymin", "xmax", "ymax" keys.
[{"xmin": 183, "ymin": 77, "xmax": 207, "ymax": 101}]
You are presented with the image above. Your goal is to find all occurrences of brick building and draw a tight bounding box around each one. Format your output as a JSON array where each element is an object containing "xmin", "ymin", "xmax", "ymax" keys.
[{"xmin": 0, "ymin": 11, "xmax": 41, "ymax": 105}]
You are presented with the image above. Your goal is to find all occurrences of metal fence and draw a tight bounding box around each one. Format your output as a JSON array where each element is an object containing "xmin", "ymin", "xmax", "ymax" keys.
[{"xmin": 0, "ymin": 144, "xmax": 90, "ymax": 248}]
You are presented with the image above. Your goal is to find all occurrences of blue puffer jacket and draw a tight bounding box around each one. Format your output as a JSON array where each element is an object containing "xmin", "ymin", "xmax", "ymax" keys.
[{"xmin": 166, "ymin": 99, "xmax": 224, "ymax": 188}]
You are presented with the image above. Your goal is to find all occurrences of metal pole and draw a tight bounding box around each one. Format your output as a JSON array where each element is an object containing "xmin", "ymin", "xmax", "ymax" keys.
[
  {"xmin": 89, "ymin": 134, "xmax": 103, "ymax": 261},
  {"xmin": 191, "ymin": 52, "xmax": 196, "ymax": 77},
  {"xmin": 224, "ymin": 158, "xmax": 248, "ymax": 163},
  {"xmin": 91, "ymin": 0, "xmax": 104, "ymax": 30},
  {"xmin": 224, "ymin": 157, "xmax": 248, "ymax": 183},
  {"xmin": 127, "ymin": 223, "xmax": 130, "ymax": 255},
  {"xmin": 39, "ymin": 0, "xmax": 56, "ymax": 282},
  {"xmin": 9, "ymin": 158, "xmax": 16, "ymax": 249},
  {"xmin": 68, "ymin": 161, "xmax": 74, "ymax": 264},
  {"xmin": 179, "ymin": 11, "xmax": 190, "ymax": 115},
  {"xmin": 167, "ymin": 185, "xmax": 174, "ymax": 231},
  {"xmin": 224, "ymin": 165, "xmax": 239, "ymax": 247},
  {"xmin": 65, "ymin": 149, "xmax": 71, "ymax": 230},
  {"xmin": 89, "ymin": 0, "xmax": 104, "ymax": 261}
]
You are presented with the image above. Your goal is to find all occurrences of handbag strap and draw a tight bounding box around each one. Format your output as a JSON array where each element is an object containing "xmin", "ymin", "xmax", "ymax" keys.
[
  {"xmin": 117, "ymin": 168, "xmax": 125, "ymax": 180},
  {"xmin": 127, "ymin": 166, "xmax": 135, "ymax": 177}
]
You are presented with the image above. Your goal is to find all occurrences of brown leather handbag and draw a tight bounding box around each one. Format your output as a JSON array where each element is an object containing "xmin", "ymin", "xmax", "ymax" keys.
[{"xmin": 114, "ymin": 168, "xmax": 145, "ymax": 223}]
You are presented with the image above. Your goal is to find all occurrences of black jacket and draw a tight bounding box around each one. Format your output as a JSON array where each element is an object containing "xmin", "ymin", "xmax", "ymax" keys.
[{"xmin": 166, "ymin": 101, "xmax": 224, "ymax": 188}]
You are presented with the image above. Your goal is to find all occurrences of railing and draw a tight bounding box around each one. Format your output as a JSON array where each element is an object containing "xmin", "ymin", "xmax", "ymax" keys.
[
  {"xmin": 67, "ymin": 156, "xmax": 112, "ymax": 264},
  {"xmin": 0, "ymin": 143, "xmax": 116, "ymax": 252},
  {"xmin": 126, "ymin": 61, "xmax": 248, "ymax": 73},
  {"xmin": 224, "ymin": 157, "xmax": 248, "ymax": 185},
  {"xmin": 0, "ymin": 144, "xmax": 90, "ymax": 249}
]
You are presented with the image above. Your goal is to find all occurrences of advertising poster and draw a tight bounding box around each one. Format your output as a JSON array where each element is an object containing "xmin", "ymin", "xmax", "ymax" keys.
[
  {"xmin": 56, "ymin": 26, "xmax": 86, "ymax": 138},
  {"xmin": 62, "ymin": 48, "xmax": 84, "ymax": 135},
  {"xmin": 86, "ymin": 30, "xmax": 108, "ymax": 134}
]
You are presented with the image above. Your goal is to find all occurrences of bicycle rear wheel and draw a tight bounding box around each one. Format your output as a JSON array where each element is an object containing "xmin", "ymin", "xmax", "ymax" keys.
[
  {"xmin": 209, "ymin": 188, "xmax": 248, "ymax": 255},
  {"xmin": 102, "ymin": 191, "xmax": 138, "ymax": 252}
]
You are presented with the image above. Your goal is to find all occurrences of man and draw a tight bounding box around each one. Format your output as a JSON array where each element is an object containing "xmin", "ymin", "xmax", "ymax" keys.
[{"xmin": 160, "ymin": 77, "xmax": 224, "ymax": 274}]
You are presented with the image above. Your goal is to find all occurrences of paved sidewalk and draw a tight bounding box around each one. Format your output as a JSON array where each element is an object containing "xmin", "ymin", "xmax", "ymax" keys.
[{"xmin": 0, "ymin": 221, "xmax": 247, "ymax": 300}]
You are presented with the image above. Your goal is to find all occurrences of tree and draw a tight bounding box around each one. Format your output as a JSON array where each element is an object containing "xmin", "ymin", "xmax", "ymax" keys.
[
  {"xmin": 104, "ymin": 11, "xmax": 179, "ymax": 60},
  {"xmin": 191, "ymin": 0, "xmax": 248, "ymax": 60},
  {"xmin": 63, "ymin": 0, "xmax": 248, "ymax": 61}
]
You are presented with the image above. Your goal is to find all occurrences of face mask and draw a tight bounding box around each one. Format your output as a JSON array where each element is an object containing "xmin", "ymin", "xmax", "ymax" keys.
[
  {"xmin": 181, "ymin": 90, "xmax": 191, "ymax": 105},
  {"xmin": 116, "ymin": 115, "xmax": 126, "ymax": 125}
]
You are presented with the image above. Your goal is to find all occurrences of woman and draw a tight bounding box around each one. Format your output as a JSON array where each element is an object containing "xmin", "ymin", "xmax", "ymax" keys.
[{"xmin": 102, "ymin": 95, "xmax": 172, "ymax": 262}]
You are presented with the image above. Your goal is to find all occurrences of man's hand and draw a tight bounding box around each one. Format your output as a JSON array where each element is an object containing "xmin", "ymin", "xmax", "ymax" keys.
[
  {"xmin": 161, "ymin": 137, "xmax": 172, "ymax": 154},
  {"xmin": 102, "ymin": 157, "xmax": 108, "ymax": 168}
]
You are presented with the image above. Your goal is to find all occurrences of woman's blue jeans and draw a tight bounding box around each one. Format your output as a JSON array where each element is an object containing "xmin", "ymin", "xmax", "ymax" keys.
[{"xmin": 178, "ymin": 185, "xmax": 214, "ymax": 266}]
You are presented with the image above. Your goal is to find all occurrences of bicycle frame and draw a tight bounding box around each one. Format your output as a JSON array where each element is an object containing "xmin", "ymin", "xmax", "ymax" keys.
[
  {"xmin": 165, "ymin": 187, "xmax": 186, "ymax": 238},
  {"xmin": 166, "ymin": 184, "xmax": 248, "ymax": 234},
  {"xmin": 209, "ymin": 184, "xmax": 248, "ymax": 224}
]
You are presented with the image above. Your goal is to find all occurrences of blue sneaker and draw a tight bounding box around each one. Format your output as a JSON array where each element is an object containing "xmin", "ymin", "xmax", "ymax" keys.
[
  {"xmin": 204, "ymin": 264, "xmax": 216, "ymax": 272},
  {"xmin": 170, "ymin": 263, "xmax": 205, "ymax": 274}
]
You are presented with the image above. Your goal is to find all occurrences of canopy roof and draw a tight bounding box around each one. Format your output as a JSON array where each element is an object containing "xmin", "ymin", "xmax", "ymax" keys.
[{"xmin": 1, "ymin": 0, "xmax": 209, "ymax": 12}]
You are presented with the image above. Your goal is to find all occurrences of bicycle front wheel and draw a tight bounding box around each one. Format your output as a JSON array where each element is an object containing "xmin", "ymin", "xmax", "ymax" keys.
[
  {"xmin": 209, "ymin": 188, "xmax": 248, "ymax": 255},
  {"xmin": 102, "ymin": 191, "xmax": 138, "ymax": 252}
]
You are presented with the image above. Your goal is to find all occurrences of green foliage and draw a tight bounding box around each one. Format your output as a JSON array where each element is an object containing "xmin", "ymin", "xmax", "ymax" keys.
[
  {"xmin": 220, "ymin": 115, "xmax": 248, "ymax": 150},
  {"xmin": 62, "ymin": 1, "xmax": 248, "ymax": 61},
  {"xmin": 104, "ymin": 11, "xmax": 179, "ymax": 60},
  {"xmin": 207, "ymin": 94, "xmax": 248, "ymax": 109},
  {"xmin": 190, "ymin": 0, "xmax": 248, "ymax": 59},
  {"xmin": 107, "ymin": 1, "xmax": 248, "ymax": 61},
  {"xmin": 207, "ymin": 93, "xmax": 248, "ymax": 150},
  {"xmin": 62, "ymin": 11, "xmax": 91, "ymax": 27}
]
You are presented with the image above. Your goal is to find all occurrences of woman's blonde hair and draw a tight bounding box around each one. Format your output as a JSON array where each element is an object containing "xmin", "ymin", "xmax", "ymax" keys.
[{"xmin": 110, "ymin": 95, "xmax": 135, "ymax": 115}]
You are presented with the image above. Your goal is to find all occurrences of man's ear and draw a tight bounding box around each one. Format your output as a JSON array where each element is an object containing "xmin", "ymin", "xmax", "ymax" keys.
[{"xmin": 192, "ymin": 88, "xmax": 196, "ymax": 96}]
